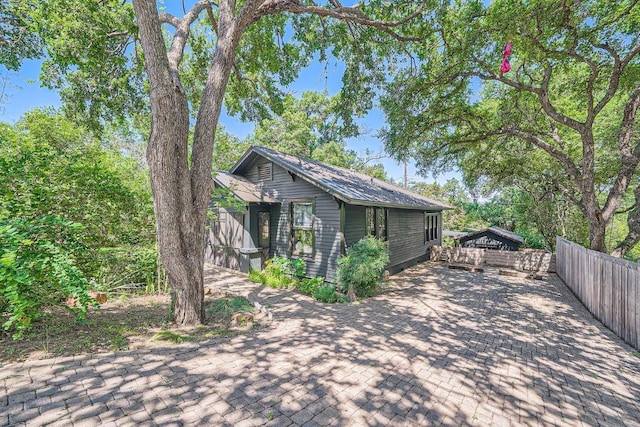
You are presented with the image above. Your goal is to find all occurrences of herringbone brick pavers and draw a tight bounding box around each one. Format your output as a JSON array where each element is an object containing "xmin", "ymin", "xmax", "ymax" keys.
[{"xmin": 1, "ymin": 263, "xmax": 640, "ymax": 426}]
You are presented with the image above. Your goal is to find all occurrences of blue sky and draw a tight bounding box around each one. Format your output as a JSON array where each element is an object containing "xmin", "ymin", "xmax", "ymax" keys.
[{"xmin": 0, "ymin": 5, "xmax": 461, "ymax": 186}]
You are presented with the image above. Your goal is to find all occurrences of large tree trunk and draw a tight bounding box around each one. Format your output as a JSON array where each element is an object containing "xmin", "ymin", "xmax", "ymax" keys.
[
  {"xmin": 584, "ymin": 201, "xmax": 608, "ymax": 253},
  {"xmin": 134, "ymin": 0, "xmax": 204, "ymax": 324},
  {"xmin": 133, "ymin": 0, "xmax": 240, "ymax": 325},
  {"xmin": 588, "ymin": 221, "xmax": 608, "ymax": 253}
]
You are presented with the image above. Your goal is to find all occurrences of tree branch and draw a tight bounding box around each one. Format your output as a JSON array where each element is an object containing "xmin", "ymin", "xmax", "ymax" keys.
[
  {"xmin": 538, "ymin": 66, "xmax": 585, "ymax": 132},
  {"xmin": 165, "ymin": 0, "xmax": 211, "ymax": 75},
  {"xmin": 522, "ymin": 31, "xmax": 599, "ymax": 115},
  {"xmin": 254, "ymin": 0, "xmax": 423, "ymax": 42},
  {"xmin": 469, "ymin": 53, "xmax": 586, "ymax": 133},
  {"xmin": 592, "ymin": 0, "xmax": 639, "ymax": 33},
  {"xmin": 499, "ymin": 128, "xmax": 583, "ymax": 183},
  {"xmin": 591, "ymin": 41, "xmax": 640, "ymax": 118}
]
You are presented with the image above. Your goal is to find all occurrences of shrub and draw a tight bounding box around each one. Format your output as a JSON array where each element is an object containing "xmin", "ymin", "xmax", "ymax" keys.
[
  {"xmin": 249, "ymin": 258, "xmax": 347, "ymax": 304},
  {"xmin": 337, "ymin": 236, "xmax": 390, "ymax": 299},
  {"xmin": 0, "ymin": 216, "xmax": 96, "ymax": 338},
  {"xmin": 297, "ymin": 277, "xmax": 324, "ymax": 296},
  {"xmin": 248, "ymin": 269, "xmax": 266, "ymax": 284},
  {"xmin": 312, "ymin": 285, "xmax": 339, "ymax": 303},
  {"xmin": 265, "ymin": 257, "xmax": 305, "ymax": 278},
  {"xmin": 259, "ymin": 257, "xmax": 305, "ymax": 289}
]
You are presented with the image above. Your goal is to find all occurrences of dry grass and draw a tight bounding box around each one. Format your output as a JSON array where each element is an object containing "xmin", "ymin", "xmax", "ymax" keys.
[{"xmin": 0, "ymin": 291, "xmax": 267, "ymax": 363}]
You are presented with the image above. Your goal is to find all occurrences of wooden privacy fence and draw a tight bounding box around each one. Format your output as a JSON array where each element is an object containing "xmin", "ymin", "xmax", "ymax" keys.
[
  {"xmin": 431, "ymin": 246, "xmax": 556, "ymax": 272},
  {"xmin": 556, "ymin": 237, "xmax": 640, "ymax": 350}
]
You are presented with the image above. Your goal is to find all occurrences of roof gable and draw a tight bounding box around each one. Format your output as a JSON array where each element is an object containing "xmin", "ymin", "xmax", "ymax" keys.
[
  {"xmin": 458, "ymin": 226, "xmax": 524, "ymax": 244},
  {"xmin": 231, "ymin": 146, "xmax": 451, "ymax": 210}
]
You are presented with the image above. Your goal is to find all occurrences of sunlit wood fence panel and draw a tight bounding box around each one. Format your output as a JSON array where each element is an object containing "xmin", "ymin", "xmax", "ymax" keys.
[{"xmin": 556, "ymin": 237, "xmax": 640, "ymax": 350}]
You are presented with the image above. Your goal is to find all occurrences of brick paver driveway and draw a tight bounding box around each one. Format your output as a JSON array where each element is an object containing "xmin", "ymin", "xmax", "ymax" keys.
[{"xmin": 2, "ymin": 263, "xmax": 640, "ymax": 426}]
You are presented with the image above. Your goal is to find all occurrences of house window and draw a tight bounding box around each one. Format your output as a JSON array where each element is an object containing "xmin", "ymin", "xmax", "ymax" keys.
[
  {"xmin": 425, "ymin": 213, "xmax": 439, "ymax": 243},
  {"xmin": 291, "ymin": 202, "xmax": 314, "ymax": 257},
  {"xmin": 366, "ymin": 207, "xmax": 388, "ymax": 240},
  {"xmin": 258, "ymin": 212, "xmax": 270, "ymax": 248},
  {"xmin": 258, "ymin": 163, "xmax": 272, "ymax": 181}
]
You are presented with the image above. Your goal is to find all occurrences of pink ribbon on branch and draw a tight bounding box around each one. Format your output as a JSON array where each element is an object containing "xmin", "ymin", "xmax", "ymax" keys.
[{"xmin": 500, "ymin": 42, "xmax": 512, "ymax": 73}]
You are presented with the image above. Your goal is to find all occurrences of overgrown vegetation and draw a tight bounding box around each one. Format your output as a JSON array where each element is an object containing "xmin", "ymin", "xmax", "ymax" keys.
[
  {"xmin": 337, "ymin": 237, "xmax": 390, "ymax": 299},
  {"xmin": 0, "ymin": 216, "xmax": 96, "ymax": 338},
  {"xmin": 0, "ymin": 110, "xmax": 158, "ymax": 338}
]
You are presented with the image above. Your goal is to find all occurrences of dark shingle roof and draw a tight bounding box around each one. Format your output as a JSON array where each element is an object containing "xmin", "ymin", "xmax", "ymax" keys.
[
  {"xmin": 232, "ymin": 146, "xmax": 451, "ymax": 210},
  {"xmin": 213, "ymin": 170, "xmax": 279, "ymax": 203},
  {"xmin": 457, "ymin": 226, "xmax": 524, "ymax": 243}
]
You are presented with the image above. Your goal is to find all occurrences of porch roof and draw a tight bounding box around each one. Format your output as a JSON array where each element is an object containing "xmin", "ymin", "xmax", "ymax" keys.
[{"xmin": 213, "ymin": 171, "xmax": 280, "ymax": 204}]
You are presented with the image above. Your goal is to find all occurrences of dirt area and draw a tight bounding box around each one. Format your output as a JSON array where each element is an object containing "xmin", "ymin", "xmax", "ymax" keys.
[{"xmin": 0, "ymin": 290, "xmax": 270, "ymax": 364}]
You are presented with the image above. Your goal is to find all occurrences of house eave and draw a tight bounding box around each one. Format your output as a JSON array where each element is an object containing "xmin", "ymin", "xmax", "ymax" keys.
[
  {"xmin": 232, "ymin": 146, "xmax": 451, "ymax": 210},
  {"xmin": 345, "ymin": 199, "xmax": 448, "ymax": 211}
]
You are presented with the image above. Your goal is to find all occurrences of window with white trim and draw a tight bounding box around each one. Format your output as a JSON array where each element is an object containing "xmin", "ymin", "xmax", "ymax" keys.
[{"xmin": 291, "ymin": 202, "xmax": 314, "ymax": 257}]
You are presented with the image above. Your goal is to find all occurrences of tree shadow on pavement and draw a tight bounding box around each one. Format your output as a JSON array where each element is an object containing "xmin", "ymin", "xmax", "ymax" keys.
[{"xmin": 2, "ymin": 263, "xmax": 640, "ymax": 426}]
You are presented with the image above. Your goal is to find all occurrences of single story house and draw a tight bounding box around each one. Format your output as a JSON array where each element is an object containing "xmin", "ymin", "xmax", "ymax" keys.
[
  {"xmin": 455, "ymin": 226, "xmax": 524, "ymax": 251},
  {"xmin": 205, "ymin": 146, "xmax": 450, "ymax": 281}
]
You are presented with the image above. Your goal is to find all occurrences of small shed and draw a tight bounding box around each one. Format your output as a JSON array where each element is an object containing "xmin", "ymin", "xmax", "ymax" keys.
[{"xmin": 456, "ymin": 226, "xmax": 524, "ymax": 251}]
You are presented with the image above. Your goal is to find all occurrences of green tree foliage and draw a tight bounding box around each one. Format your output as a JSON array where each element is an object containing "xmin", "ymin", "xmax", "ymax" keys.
[
  {"xmin": 0, "ymin": 110, "xmax": 154, "ymax": 248},
  {"xmin": 382, "ymin": 0, "xmax": 640, "ymax": 253},
  {"xmin": 211, "ymin": 126, "xmax": 251, "ymax": 171},
  {"xmin": 23, "ymin": 0, "xmax": 144, "ymax": 131},
  {"xmin": 411, "ymin": 179, "xmax": 471, "ymax": 231},
  {"xmin": 0, "ymin": 216, "xmax": 95, "ymax": 338},
  {"xmin": 248, "ymin": 91, "xmax": 358, "ymax": 157},
  {"xmin": 0, "ymin": 1, "xmax": 41, "ymax": 70},
  {"xmin": 0, "ymin": 110, "xmax": 156, "ymax": 287},
  {"xmin": 337, "ymin": 236, "xmax": 389, "ymax": 299}
]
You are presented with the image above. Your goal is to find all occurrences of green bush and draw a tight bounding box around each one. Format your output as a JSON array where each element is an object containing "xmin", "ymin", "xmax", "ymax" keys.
[
  {"xmin": 265, "ymin": 257, "xmax": 305, "ymax": 278},
  {"xmin": 297, "ymin": 277, "xmax": 324, "ymax": 296},
  {"xmin": 337, "ymin": 236, "xmax": 390, "ymax": 299},
  {"xmin": 0, "ymin": 216, "xmax": 96, "ymax": 338},
  {"xmin": 0, "ymin": 110, "xmax": 158, "ymax": 299},
  {"xmin": 312, "ymin": 285, "xmax": 339, "ymax": 303},
  {"xmin": 249, "ymin": 258, "xmax": 346, "ymax": 304},
  {"xmin": 248, "ymin": 269, "xmax": 266, "ymax": 284},
  {"xmin": 257, "ymin": 257, "xmax": 306, "ymax": 289}
]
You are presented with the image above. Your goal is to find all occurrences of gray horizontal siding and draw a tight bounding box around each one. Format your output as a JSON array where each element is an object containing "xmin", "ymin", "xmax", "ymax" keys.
[
  {"xmin": 388, "ymin": 209, "xmax": 441, "ymax": 269},
  {"xmin": 344, "ymin": 206, "xmax": 441, "ymax": 273},
  {"xmin": 344, "ymin": 204, "xmax": 366, "ymax": 247},
  {"xmin": 244, "ymin": 158, "xmax": 341, "ymax": 281}
]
